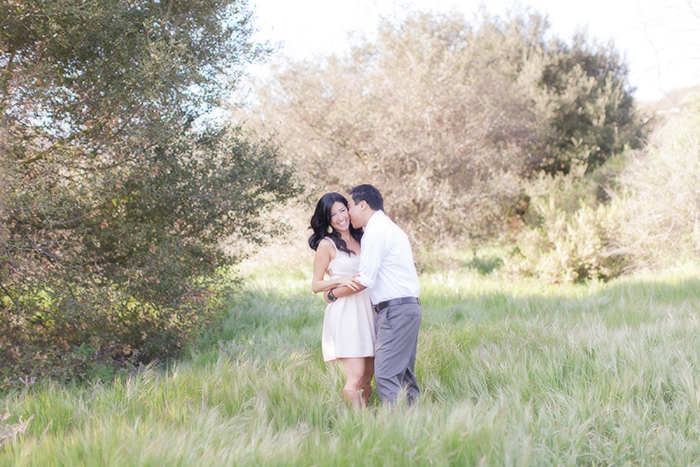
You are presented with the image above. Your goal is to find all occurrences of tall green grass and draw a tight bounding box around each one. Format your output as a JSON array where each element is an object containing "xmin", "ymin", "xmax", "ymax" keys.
[{"xmin": 2, "ymin": 257, "xmax": 700, "ymax": 465}]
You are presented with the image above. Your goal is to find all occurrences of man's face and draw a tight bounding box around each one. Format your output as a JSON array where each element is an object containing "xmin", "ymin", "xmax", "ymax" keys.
[{"xmin": 347, "ymin": 196, "xmax": 365, "ymax": 229}]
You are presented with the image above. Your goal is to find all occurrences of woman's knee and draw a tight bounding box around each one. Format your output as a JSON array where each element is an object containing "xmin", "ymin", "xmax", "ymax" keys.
[
  {"xmin": 342, "ymin": 359, "xmax": 366, "ymax": 385},
  {"xmin": 346, "ymin": 369, "xmax": 364, "ymax": 383}
]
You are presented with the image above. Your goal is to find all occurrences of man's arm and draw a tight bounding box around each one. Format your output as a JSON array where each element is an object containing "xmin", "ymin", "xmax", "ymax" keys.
[{"xmin": 357, "ymin": 227, "xmax": 383, "ymax": 289}]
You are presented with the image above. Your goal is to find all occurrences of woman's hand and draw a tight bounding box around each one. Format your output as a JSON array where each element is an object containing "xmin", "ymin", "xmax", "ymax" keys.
[{"xmin": 335, "ymin": 275, "xmax": 361, "ymax": 291}]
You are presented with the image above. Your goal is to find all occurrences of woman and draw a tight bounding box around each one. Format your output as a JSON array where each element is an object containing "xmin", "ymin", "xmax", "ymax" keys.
[{"xmin": 308, "ymin": 192, "xmax": 375, "ymax": 407}]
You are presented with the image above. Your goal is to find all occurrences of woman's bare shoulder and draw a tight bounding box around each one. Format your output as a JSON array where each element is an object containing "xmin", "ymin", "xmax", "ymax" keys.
[
  {"xmin": 315, "ymin": 237, "xmax": 336, "ymax": 256},
  {"xmin": 317, "ymin": 237, "xmax": 336, "ymax": 249}
]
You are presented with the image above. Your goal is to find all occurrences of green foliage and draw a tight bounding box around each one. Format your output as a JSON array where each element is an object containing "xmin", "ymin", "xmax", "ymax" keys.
[
  {"xmin": 505, "ymin": 164, "xmax": 626, "ymax": 283},
  {"xmin": 538, "ymin": 33, "xmax": 643, "ymax": 173},
  {"xmin": 0, "ymin": 0, "xmax": 301, "ymax": 386},
  {"xmin": 507, "ymin": 200, "xmax": 624, "ymax": 283}
]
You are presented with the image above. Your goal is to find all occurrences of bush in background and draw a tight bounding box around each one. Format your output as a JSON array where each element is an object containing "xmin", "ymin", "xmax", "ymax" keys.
[
  {"xmin": 611, "ymin": 93, "xmax": 700, "ymax": 269},
  {"xmin": 507, "ymin": 201, "xmax": 624, "ymax": 283},
  {"xmin": 505, "ymin": 161, "xmax": 626, "ymax": 283},
  {"xmin": 0, "ymin": 0, "xmax": 301, "ymax": 388},
  {"xmin": 506, "ymin": 91, "xmax": 700, "ymax": 282},
  {"xmin": 538, "ymin": 33, "xmax": 642, "ymax": 174}
]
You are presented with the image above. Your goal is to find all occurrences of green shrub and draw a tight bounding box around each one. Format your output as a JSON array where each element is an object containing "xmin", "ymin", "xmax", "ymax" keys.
[
  {"xmin": 508, "ymin": 202, "xmax": 624, "ymax": 283},
  {"xmin": 506, "ymin": 165, "xmax": 625, "ymax": 282}
]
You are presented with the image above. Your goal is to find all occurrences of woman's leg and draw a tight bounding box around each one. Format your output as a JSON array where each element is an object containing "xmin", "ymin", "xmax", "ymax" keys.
[{"xmin": 340, "ymin": 358, "xmax": 367, "ymax": 407}]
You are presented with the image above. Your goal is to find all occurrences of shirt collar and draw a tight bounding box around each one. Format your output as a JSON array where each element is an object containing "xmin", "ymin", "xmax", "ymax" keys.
[{"xmin": 365, "ymin": 210, "xmax": 385, "ymax": 228}]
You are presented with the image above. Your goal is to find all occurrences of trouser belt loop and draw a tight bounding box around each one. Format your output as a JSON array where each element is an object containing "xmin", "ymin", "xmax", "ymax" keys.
[{"xmin": 373, "ymin": 297, "xmax": 421, "ymax": 313}]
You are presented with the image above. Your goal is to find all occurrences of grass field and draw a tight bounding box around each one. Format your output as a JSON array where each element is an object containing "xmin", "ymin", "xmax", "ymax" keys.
[{"xmin": 2, "ymin": 249, "xmax": 700, "ymax": 466}]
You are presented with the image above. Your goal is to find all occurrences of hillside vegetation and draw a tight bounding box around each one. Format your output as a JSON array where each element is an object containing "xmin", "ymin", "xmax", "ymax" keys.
[{"xmin": 246, "ymin": 10, "xmax": 643, "ymax": 246}]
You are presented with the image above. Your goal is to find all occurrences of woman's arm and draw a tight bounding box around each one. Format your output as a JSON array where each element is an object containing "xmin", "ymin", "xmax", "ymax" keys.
[
  {"xmin": 325, "ymin": 282, "xmax": 366, "ymax": 300},
  {"xmin": 311, "ymin": 240, "xmax": 335, "ymax": 293},
  {"xmin": 312, "ymin": 240, "xmax": 363, "ymax": 296}
]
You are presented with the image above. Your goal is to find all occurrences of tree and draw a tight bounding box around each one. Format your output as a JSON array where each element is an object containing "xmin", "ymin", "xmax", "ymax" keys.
[
  {"xmin": 0, "ymin": 0, "xmax": 300, "ymax": 384},
  {"xmin": 538, "ymin": 32, "xmax": 643, "ymax": 174},
  {"xmin": 252, "ymin": 11, "xmax": 551, "ymax": 245},
  {"xmin": 247, "ymin": 10, "xmax": 643, "ymax": 247}
]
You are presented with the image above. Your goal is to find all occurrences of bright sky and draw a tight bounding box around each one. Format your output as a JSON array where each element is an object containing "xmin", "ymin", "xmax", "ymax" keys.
[{"xmin": 250, "ymin": 0, "xmax": 700, "ymax": 102}]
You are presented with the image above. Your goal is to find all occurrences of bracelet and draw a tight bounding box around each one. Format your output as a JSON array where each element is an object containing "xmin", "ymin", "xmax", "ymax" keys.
[{"xmin": 327, "ymin": 288, "xmax": 337, "ymax": 302}]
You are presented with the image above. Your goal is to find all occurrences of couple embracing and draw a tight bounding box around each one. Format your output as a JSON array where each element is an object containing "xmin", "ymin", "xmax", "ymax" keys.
[{"xmin": 308, "ymin": 184, "xmax": 422, "ymax": 408}]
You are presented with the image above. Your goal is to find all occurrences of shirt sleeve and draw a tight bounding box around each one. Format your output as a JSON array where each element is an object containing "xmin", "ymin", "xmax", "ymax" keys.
[{"xmin": 357, "ymin": 225, "xmax": 383, "ymax": 289}]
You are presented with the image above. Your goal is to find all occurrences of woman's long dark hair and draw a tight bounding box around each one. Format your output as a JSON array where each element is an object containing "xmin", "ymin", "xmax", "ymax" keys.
[{"xmin": 308, "ymin": 192, "xmax": 363, "ymax": 254}]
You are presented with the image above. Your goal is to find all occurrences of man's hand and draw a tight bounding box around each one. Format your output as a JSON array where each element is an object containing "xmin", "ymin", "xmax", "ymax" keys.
[{"xmin": 335, "ymin": 275, "xmax": 361, "ymax": 290}]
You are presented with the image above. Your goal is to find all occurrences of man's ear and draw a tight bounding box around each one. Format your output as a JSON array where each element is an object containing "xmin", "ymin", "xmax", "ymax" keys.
[{"xmin": 359, "ymin": 200, "xmax": 369, "ymax": 211}]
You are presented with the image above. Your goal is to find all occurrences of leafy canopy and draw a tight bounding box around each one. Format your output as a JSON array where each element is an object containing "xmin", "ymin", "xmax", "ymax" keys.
[{"xmin": 0, "ymin": 0, "xmax": 300, "ymax": 385}]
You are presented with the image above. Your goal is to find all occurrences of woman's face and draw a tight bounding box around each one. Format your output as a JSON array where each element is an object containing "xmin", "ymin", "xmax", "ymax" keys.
[{"xmin": 329, "ymin": 201, "xmax": 351, "ymax": 232}]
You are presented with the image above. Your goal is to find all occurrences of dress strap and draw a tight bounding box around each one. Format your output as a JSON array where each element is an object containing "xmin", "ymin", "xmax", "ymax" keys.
[{"xmin": 321, "ymin": 237, "xmax": 338, "ymax": 252}]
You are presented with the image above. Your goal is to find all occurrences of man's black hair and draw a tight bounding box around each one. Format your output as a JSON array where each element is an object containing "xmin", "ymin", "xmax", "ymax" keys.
[{"xmin": 349, "ymin": 184, "xmax": 383, "ymax": 211}]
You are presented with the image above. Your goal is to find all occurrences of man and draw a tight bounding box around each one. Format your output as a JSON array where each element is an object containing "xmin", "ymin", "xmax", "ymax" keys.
[{"xmin": 345, "ymin": 184, "xmax": 422, "ymax": 405}]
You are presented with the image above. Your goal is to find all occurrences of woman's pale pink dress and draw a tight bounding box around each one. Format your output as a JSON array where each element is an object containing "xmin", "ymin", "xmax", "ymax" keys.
[{"xmin": 320, "ymin": 238, "xmax": 376, "ymax": 361}]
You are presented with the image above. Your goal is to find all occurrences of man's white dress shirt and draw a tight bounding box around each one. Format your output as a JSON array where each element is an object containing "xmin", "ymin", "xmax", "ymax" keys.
[{"xmin": 357, "ymin": 210, "xmax": 421, "ymax": 304}]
